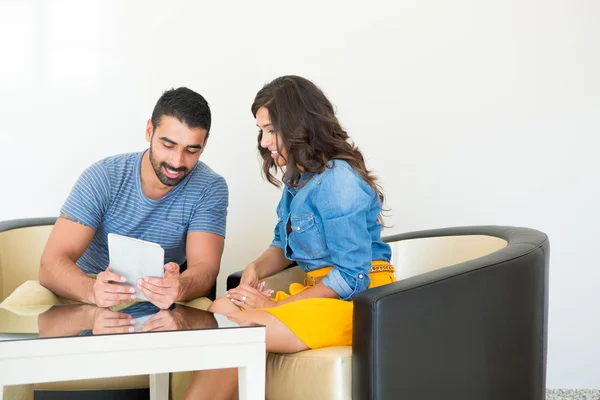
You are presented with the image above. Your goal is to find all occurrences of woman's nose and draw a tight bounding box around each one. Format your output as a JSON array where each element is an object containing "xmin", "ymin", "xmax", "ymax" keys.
[{"xmin": 260, "ymin": 132, "xmax": 270, "ymax": 148}]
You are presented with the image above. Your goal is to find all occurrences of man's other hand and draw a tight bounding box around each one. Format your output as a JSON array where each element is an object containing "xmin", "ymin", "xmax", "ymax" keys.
[{"xmin": 138, "ymin": 262, "xmax": 182, "ymax": 309}]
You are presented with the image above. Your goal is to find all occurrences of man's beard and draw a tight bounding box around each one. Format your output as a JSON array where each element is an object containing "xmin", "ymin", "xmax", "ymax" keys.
[{"xmin": 149, "ymin": 147, "xmax": 189, "ymax": 187}]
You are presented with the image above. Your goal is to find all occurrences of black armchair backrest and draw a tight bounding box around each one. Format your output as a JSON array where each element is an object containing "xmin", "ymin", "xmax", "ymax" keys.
[{"xmin": 353, "ymin": 226, "xmax": 549, "ymax": 400}]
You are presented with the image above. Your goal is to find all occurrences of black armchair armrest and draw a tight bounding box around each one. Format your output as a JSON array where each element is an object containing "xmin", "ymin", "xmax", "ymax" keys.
[{"xmin": 352, "ymin": 226, "xmax": 549, "ymax": 400}]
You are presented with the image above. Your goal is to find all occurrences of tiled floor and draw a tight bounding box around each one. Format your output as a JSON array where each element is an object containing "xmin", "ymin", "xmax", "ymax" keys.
[{"xmin": 547, "ymin": 389, "xmax": 600, "ymax": 400}]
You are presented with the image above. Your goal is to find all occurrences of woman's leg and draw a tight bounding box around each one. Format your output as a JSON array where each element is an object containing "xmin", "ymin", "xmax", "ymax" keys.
[
  {"xmin": 184, "ymin": 310, "xmax": 308, "ymax": 400},
  {"xmin": 208, "ymin": 295, "xmax": 241, "ymax": 315},
  {"xmin": 227, "ymin": 310, "xmax": 308, "ymax": 353}
]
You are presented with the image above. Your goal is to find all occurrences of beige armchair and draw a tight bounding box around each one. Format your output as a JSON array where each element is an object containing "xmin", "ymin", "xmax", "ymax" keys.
[{"xmin": 0, "ymin": 218, "xmax": 209, "ymax": 400}]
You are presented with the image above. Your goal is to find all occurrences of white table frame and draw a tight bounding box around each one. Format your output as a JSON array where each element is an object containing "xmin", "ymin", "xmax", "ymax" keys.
[{"xmin": 0, "ymin": 325, "xmax": 265, "ymax": 400}]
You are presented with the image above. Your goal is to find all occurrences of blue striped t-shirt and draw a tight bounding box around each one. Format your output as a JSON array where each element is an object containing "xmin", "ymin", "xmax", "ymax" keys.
[{"xmin": 61, "ymin": 151, "xmax": 228, "ymax": 274}]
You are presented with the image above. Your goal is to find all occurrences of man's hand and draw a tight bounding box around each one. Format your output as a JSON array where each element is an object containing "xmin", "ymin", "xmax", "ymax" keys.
[
  {"xmin": 240, "ymin": 263, "xmax": 260, "ymax": 288},
  {"xmin": 93, "ymin": 266, "xmax": 137, "ymax": 307},
  {"xmin": 226, "ymin": 284, "xmax": 277, "ymax": 309},
  {"xmin": 92, "ymin": 308, "xmax": 136, "ymax": 335},
  {"xmin": 139, "ymin": 309, "xmax": 185, "ymax": 332},
  {"xmin": 138, "ymin": 262, "xmax": 182, "ymax": 309}
]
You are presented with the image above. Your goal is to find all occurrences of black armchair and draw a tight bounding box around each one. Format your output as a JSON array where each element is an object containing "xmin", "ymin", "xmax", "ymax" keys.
[{"xmin": 227, "ymin": 226, "xmax": 549, "ymax": 400}]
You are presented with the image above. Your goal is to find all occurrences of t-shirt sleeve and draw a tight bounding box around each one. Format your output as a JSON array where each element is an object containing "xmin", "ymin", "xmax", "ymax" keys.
[
  {"xmin": 188, "ymin": 176, "xmax": 229, "ymax": 237},
  {"xmin": 60, "ymin": 162, "xmax": 111, "ymax": 230}
]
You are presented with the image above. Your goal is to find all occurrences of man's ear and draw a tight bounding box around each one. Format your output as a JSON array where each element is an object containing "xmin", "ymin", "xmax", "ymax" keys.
[{"xmin": 145, "ymin": 119, "xmax": 154, "ymax": 143}]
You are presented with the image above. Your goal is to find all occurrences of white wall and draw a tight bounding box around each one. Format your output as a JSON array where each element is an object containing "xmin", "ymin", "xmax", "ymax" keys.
[{"xmin": 0, "ymin": 0, "xmax": 598, "ymax": 389}]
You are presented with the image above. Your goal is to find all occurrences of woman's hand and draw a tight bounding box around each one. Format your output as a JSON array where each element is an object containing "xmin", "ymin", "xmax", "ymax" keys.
[
  {"xmin": 256, "ymin": 281, "xmax": 274, "ymax": 297},
  {"xmin": 240, "ymin": 263, "xmax": 260, "ymax": 288},
  {"xmin": 226, "ymin": 284, "xmax": 277, "ymax": 309}
]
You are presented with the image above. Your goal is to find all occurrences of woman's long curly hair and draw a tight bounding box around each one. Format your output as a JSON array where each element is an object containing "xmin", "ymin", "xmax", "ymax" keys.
[{"xmin": 251, "ymin": 75, "xmax": 386, "ymax": 222}]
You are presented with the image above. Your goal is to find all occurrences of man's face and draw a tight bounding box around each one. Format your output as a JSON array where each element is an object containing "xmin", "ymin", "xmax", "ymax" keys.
[{"xmin": 146, "ymin": 115, "xmax": 208, "ymax": 186}]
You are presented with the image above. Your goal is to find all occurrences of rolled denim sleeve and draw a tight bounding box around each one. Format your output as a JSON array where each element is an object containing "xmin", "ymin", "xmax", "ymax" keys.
[{"xmin": 316, "ymin": 167, "xmax": 373, "ymax": 300}]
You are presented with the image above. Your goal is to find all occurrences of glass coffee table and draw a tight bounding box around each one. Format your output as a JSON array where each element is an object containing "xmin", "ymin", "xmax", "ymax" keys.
[{"xmin": 0, "ymin": 302, "xmax": 265, "ymax": 400}]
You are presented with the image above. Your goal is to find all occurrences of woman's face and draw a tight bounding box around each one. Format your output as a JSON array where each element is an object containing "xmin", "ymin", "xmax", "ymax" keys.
[{"xmin": 256, "ymin": 106, "xmax": 288, "ymax": 167}]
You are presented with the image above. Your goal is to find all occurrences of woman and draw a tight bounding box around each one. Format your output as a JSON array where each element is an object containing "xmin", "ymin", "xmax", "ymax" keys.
[{"xmin": 185, "ymin": 75, "xmax": 395, "ymax": 400}]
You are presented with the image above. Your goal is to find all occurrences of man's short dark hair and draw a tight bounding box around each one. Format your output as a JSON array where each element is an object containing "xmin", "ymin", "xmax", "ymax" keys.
[{"xmin": 151, "ymin": 87, "xmax": 211, "ymax": 136}]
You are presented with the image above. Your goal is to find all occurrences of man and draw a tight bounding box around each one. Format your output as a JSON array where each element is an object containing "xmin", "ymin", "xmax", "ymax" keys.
[{"xmin": 40, "ymin": 87, "xmax": 228, "ymax": 309}]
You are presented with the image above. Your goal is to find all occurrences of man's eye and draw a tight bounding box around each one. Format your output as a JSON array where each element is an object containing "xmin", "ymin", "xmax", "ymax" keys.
[
  {"xmin": 187, "ymin": 149, "xmax": 199, "ymax": 154},
  {"xmin": 163, "ymin": 143, "xmax": 174, "ymax": 149}
]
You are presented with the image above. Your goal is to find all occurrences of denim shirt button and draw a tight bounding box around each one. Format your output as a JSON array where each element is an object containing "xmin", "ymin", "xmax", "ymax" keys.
[{"xmin": 359, "ymin": 274, "xmax": 364, "ymax": 279}]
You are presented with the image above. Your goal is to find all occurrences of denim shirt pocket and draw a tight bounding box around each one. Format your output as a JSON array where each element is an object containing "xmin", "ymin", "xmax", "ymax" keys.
[{"xmin": 288, "ymin": 214, "xmax": 327, "ymax": 259}]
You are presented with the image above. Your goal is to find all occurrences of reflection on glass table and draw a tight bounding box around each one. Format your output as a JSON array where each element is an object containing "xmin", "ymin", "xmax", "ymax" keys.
[{"xmin": 0, "ymin": 303, "xmax": 266, "ymax": 400}]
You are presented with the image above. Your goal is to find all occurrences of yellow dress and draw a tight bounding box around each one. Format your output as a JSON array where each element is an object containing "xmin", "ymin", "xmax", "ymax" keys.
[{"xmin": 263, "ymin": 260, "xmax": 395, "ymax": 349}]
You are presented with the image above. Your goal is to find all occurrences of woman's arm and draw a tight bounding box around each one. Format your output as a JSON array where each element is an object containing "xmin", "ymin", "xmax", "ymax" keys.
[
  {"xmin": 228, "ymin": 280, "xmax": 338, "ymax": 309},
  {"xmin": 251, "ymin": 246, "xmax": 292, "ymax": 280},
  {"xmin": 276, "ymin": 281, "xmax": 338, "ymax": 305}
]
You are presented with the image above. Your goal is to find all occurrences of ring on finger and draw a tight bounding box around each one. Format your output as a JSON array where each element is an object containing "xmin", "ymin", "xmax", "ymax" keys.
[{"xmin": 242, "ymin": 296, "xmax": 247, "ymax": 301}]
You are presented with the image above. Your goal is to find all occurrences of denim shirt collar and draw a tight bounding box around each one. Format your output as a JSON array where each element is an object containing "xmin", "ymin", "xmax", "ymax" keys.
[
  {"xmin": 283, "ymin": 160, "xmax": 336, "ymax": 195},
  {"xmin": 284, "ymin": 171, "xmax": 315, "ymax": 196}
]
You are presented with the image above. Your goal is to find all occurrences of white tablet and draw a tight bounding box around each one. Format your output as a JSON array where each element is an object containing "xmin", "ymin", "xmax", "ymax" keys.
[{"xmin": 107, "ymin": 233, "xmax": 165, "ymax": 301}]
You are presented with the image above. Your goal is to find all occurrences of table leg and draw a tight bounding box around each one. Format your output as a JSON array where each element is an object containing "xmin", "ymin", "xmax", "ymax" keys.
[
  {"xmin": 150, "ymin": 373, "xmax": 169, "ymax": 400},
  {"xmin": 238, "ymin": 363, "xmax": 265, "ymax": 400}
]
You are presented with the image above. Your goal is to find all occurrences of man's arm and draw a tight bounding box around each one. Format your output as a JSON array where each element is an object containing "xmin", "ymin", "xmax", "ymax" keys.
[
  {"xmin": 38, "ymin": 304, "xmax": 94, "ymax": 337},
  {"xmin": 40, "ymin": 214, "xmax": 135, "ymax": 306},
  {"xmin": 177, "ymin": 231, "xmax": 224, "ymax": 301},
  {"xmin": 39, "ymin": 214, "xmax": 98, "ymax": 303}
]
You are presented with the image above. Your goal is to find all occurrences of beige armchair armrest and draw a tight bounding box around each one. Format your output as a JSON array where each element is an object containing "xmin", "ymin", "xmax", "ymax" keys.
[{"xmin": 0, "ymin": 280, "xmax": 62, "ymax": 315}]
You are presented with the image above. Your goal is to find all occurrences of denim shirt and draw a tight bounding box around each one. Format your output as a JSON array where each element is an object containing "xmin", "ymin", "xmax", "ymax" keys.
[{"xmin": 270, "ymin": 160, "xmax": 392, "ymax": 300}]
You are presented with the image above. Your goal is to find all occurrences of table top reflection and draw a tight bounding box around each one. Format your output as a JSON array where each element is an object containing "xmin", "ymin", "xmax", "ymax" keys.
[{"xmin": 0, "ymin": 302, "xmax": 252, "ymax": 342}]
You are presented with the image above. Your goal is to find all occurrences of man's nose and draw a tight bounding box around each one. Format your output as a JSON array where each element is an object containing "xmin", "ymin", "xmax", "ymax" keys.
[{"xmin": 171, "ymin": 151, "xmax": 185, "ymax": 168}]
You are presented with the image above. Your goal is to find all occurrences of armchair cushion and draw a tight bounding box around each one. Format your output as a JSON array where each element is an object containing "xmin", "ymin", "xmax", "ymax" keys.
[{"xmin": 266, "ymin": 346, "xmax": 352, "ymax": 400}]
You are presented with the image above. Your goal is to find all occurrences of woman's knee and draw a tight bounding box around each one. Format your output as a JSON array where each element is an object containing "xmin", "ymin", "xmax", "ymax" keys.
[
  {"xmin": 208, "ymin": 296, "xmax": 240, "ymax": 315},
  {"xmin": 227, "ymin": 310, "xmax": 308, "ymax": 353}
]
